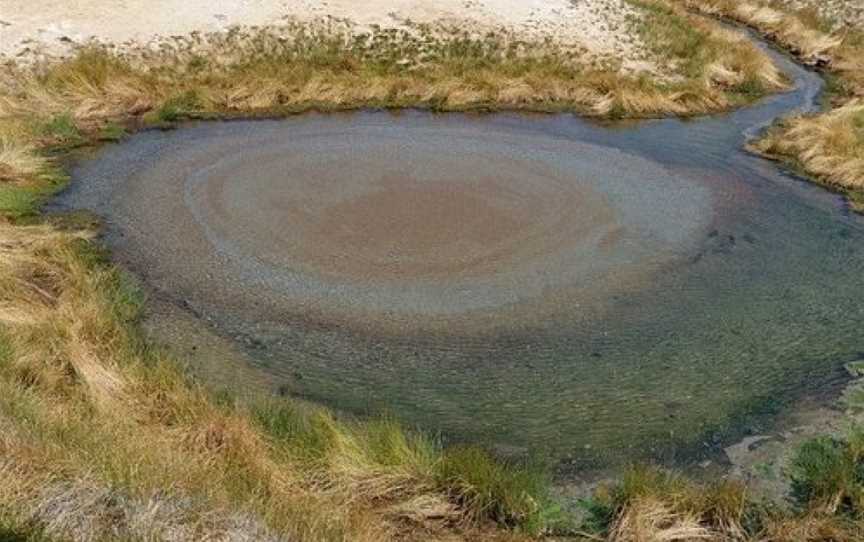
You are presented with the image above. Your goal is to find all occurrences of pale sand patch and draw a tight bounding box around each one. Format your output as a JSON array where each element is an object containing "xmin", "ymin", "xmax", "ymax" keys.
[
  {"xmin": 0, "ymin": 0, "xmax": 647, "ymax": 65},
  {"xmin": 773, "ymin": 0, "xmax": 864, "ymax": 29}
]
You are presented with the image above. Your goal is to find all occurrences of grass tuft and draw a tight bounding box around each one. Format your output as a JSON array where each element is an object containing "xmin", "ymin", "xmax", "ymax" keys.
[
  {"xmin": 789, "ymin": 432, "xmax": 864, "ymax": 516},
  {"xmin": 436, "ymin": 447, "xmax": 561, "ymax": 534},
  {"xmin": 39, "ymin": 114, "xmax": 84, "ymax": 148}
]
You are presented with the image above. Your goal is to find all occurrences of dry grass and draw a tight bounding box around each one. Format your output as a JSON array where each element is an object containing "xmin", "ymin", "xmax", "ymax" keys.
[
  {"xmin": 762, "ymin": 514, "xmax": 864, "ymax": 542},
  {"xmin": 608, "ymin": 498, "xmax": 714, "ymax": 541},
  {"xmin": 0, "ymin": 15, "xmax": 786, "ymax": 126},
  {"xmin": 0, "ymin": 136, "xmax": 42, "ymax": 181},
  {"xmin": 753, "ymin": 100, "xmax": 864, "ymax": 196},
  {"xmin": 681, "ymin": 0, "xmax": 864, "ymax": 208},
  {"xmin": 772, "ymin": 0, "xmax": 864, "ymax": 31}
]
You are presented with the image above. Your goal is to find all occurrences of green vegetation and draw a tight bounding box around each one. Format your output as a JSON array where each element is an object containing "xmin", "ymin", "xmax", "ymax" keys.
[
  {"xmin": 631, "ymin": 0, "xmax": 782, "ymax": 97},
  {"xmin": 574, "ymin": 431, "xmax": 864, "ymax": 540},
  {"xmin": 0, "ymin": 167, "xmax": 67, "ymax": 219},
  {"xmin": 146, "ymin": 90, "xmax": 204, "ymax": 124},
  {"xmin": 38, "ymin": 114, "xmax": 85, "ymax": 148},
  {"xmin": 789, "ymin": 431, "xmax": 864, "ymax": 516},
  {"xmin": 97, "ymin": 122, "xmax": 126, "ymax": 142}
]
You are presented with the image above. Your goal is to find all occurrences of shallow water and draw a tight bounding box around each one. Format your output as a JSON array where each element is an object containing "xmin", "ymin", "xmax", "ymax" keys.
[{"xmin": 59, "ymin": 39, "xmax": 864, "ymax": 468}]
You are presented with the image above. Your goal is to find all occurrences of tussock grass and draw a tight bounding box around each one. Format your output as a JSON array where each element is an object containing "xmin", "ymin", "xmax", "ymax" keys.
[
  {"xmin": 681, "ymin": 0, "xmax": 864, "ymax": 208},
  {"xmin": 581, "ymin": 466, "xmax": 755, "ymax": 541},
  {"xmin": 579, "ymin": 438, "xmax": 864, "ymax": 541},
  {"xmin": 754, "ymin": 100, "xmax": 864, "ymax": 203}
]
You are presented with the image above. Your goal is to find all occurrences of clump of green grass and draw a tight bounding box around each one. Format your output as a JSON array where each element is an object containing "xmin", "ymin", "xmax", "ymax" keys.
[
  {"xmin": 97, "ymin": 122, "xmax": 126, "ymax": 142},
  {"xmin": 788, "ymin": 430, "xmax": 864, "ymax": 516},
  {"xmin": 147, "ymin": 90, "xmax": 203, "ymax": 124},
  {"xmin": 39, "ymin": 113, "xmax": 84, "ymax": 148},
  {"xmin": 580, "ymin": 465, "xmax": 757, "ymax": 540},
  {"xmin": 436, "ymin": 447, "xmax": 563, "ymax": 534},
  {"xmin": 0, "ymin": 167, "xmax": 67, "ymax": 219}
]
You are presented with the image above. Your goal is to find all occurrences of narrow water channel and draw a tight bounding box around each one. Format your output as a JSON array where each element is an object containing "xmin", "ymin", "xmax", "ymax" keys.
[{"xmin": 57, "ymin": 35, "xmax": 864, "ymax": 469}]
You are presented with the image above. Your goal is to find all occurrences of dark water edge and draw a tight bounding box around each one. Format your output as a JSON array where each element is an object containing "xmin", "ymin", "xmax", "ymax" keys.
[{"xmin": 52, "ymin": 30, "xmax": 864, "ymax": 478}]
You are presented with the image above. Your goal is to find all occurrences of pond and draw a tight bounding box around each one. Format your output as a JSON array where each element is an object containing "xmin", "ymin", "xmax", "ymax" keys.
[{"xmin": 58, "ymin": 37, "xmax": 864, "ymax": 470}]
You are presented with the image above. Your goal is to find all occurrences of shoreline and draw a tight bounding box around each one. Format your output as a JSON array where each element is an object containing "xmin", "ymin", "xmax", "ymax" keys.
[{"xmin": 52, "ymin": 21, "xmax": 844, "ymax": 488}]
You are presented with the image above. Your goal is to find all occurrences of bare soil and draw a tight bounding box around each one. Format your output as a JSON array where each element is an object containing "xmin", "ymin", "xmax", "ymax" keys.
[{"xmin": 0, "ymin": 0, "xmax": 648, "ymax": 67}]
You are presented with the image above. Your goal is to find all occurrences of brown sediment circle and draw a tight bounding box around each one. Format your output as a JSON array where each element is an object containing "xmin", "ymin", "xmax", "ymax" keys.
[
  {"xmin": 167, "ymin": 120, "xmax": 716, "ymax": 336},
  {"xmin": 200, "ymin": 153, "xmax": 617, "ymax": 282}
]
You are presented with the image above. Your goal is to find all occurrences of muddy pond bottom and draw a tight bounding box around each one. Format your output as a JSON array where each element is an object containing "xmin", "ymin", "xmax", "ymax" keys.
[{"xmin": 63, "ymin": 110, "xmax": 864, "ymax": 469}]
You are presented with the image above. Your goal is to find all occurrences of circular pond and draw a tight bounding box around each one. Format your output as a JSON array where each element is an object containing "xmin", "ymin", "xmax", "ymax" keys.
[{"xmin": 60, "ymin": 41, "xmax": 864, "ymax": 468}]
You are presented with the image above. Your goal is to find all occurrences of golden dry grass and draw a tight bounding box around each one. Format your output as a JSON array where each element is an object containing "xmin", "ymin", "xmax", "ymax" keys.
[
  {"xmin": 608, "ymin": 498, "xmax": 715, "ymax": 541},
  {"xmin": 0, "ymin": 13, "xmax": 787, "ymax": 128},
  {"xmin": 754, "ymin": 100, "xmax": 864, "ymax": 192}
]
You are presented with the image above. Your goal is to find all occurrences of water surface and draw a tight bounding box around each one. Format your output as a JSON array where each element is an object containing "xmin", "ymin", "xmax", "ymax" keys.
[{"xmin": 59, "ymin": 39, "xmax": 864, "ymax": 469}]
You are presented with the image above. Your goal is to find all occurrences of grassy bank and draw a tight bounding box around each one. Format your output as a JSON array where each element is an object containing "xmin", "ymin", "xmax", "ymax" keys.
[
  {"xmin": 0, "ymin": 12, "xmax": 786, "ymax": 126},
  {"xmin": 680, "ymin": 0, "xmax": 864, "ymax": 210},
  {"xmin": 579, "ymin": 437, "xmax": 864, "ymax": 541},
  {"xmin": 0, "ymin": 217, "xmax": 561, "ymax": 540}
]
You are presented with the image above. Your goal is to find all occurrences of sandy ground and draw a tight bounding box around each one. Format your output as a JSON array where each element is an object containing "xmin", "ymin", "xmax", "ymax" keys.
[
  {"xmin": 775, "ymin": 0, "xmax": 864, "ymax": 29},
  {"xmin": 0, "ymin": 0, "xmax": 646, "ymax": 63}
]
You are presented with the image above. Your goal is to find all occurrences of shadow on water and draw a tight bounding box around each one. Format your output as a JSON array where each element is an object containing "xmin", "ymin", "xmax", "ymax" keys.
[{"xmin": 55, "ymin": 31, "xmax": 864, "ymax": 474}]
